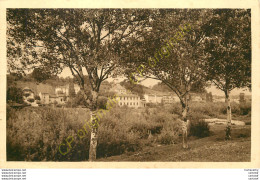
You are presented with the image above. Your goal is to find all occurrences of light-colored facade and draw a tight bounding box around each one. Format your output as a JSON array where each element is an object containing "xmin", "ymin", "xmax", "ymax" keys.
[
  {"xmin": 144, "ymin": 93, "xmax": 180, "ymax": 104},
  {"xmin": 55, "ymin": 85, "xmax": 69, "ymax": 96},
  {"xmin": 74, "ymin": 84, "xmax": 81, "ymax": 94},
  {"xmin": 144, "ymin": 94, "xmax": 163, "ymax": 104},
  {"xmin": 109, "ymin": 83, "xmax": 145, "ymax": 108},
  {"xmin": 116, "ymin": 94, "xmax": 145, "ymax": 108},
  {"xmin": 39, "ymin": 92, "xmax": 50, "ymax": 104}
]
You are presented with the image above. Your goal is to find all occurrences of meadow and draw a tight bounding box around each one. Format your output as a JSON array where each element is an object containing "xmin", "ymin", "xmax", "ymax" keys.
[{"xmin": 6, "ymin": 101, "xmax": 251, "ymax": 161}]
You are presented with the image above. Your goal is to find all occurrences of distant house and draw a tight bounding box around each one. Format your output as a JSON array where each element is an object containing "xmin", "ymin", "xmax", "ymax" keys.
[
  {"xmin": 55, "ymin": 84, "xmax": 81, "ymax": 96},
  {"xmin": 74, "ymin": 84, "xmax": 81, "ymax": 94},
  {"xmin": 144, "ymin": 94, "xmax": 163, "ymax": 104},
  {"xmin": 39, "ymin": 93, "xmax": 50, "ymax": 104},
  {"xmin": 55, "ymin": 85, "xmax": 69, "ymax": 96},
  {"xmin": 144, "ymin": 93, "xmax": 180, "ymax": 104},
  {"xmin": 109, "ymin": 83, "xmax": 145, "ymax": 108},
  {"xmin": 38, "ymin": 84, "xmax": 56, "ymax": 105},
  {"xmin": 162, "ymin": 95, "xmax": 179, "ymax": 104}
]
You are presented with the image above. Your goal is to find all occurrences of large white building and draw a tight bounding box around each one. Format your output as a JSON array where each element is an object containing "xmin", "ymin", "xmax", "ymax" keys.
[
  {"xmin": 144, "ymin": 93, "xmax": 180, "ymax": 104},
  {"xmin": 115, "ymin": 94, "xmax": 146, "ymax": 108},
  {"xmin": 110, "ymin": 83, "xmax": 146, "ymax": 108},
  {"xmin": 144, "ymin": 94, "xmax": 163, "ymax": 104}
]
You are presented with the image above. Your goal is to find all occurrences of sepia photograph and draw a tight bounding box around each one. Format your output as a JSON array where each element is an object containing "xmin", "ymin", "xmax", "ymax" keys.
[{"xmin": 5, "ymin": 8, "xmax": 252, "ymax": 163}]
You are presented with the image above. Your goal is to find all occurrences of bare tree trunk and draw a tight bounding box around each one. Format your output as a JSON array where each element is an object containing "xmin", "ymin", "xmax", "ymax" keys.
[
  {"xmin": 89, "ymin": 111, "xmax": 98, "ymax": 161},
  {"xmin": 88, "ymin": 90, "xmax": 99, "ymax": 161},
  {"xmin": 225, "ymin": 90, "xmax": 232, "ymax": 140},
  {"xmin": 181, "ymin": 95, "xmax": 189, "ymax": 149}
]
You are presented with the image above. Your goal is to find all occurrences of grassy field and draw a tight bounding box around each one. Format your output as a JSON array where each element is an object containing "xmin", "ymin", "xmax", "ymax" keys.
[
  {"xmin": 6, "ymin": 101, "xmax": 251, "ymax": 161},
  {"xmin": 98, "ymin": 125, "xmax": 251, "ymax": 162}
]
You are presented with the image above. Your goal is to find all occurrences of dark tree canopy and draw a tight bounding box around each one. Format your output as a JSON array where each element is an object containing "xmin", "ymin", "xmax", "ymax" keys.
[
  {"xmin": 202, "ymin": 9, "xmax": 251, "ymax": 92},
  {"xmin": 7, "ymin": 86, "xmax": 24, "ymax": 104},
  {"xmin": 7, "ymin": 9, "xmax": 153, "ymax": 110},
  {"xmin": 31, "ymin": 68, "xmax": 52, "ymax": 82}
]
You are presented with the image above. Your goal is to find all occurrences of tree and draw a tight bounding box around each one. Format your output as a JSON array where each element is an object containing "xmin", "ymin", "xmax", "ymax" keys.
[
  {"xmin": 31, "ymin": 67, "xmax": 52, "ymax": 82},
  {"xmin": 7, "ymin": 86, "xmax": 24, "ymax": 104},
  {"xmin": 7, "ymin": 9, "xmax": 151, "ymax": 160},
  {"xmin": 69, "ymin": 83, "xmax": 76, "ymax": 97},
  {"xmin": 121, "ymin": 9, "xmax": 210, "ymax": 148},
  {"xmin": 202, "ymin": 9, "xmax": 251, "ymax": 140},
  {"xmin": 120, "ymin": 79, "xmax": 144, "ymax": 98}
]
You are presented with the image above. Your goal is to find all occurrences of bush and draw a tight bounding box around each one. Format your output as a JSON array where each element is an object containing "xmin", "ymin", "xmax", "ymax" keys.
[
  {"xmin": 157, "ymin": 119, "xmax": 182, "ymax": 145},
  {"xmin": 27, "ymin": 98, "xmax": 35, "ymax": 103},
  {"xmin": 189, "ymin": 119, "xmax": 210, "ymax": 138},
  {"xmin": 97, "ymin": 96, "xmax": 108, "ymax": 109},
  {"xmin": 7, "ymin": 86, "xmax": 24, "ymax": 104},
  {"xmin": 35, "ymin": 95, "xmax": 41, "ymax": 100},
  {"xmin": 7, "ymin": 107, "xmax": 91, "ymax": 161},
  {"xmin": 239, "ymin": 102, "xmax": 251, "ymax": 116},
  {"xmin": 7, "ymin": 105, "xmax": 184, "ymax": 161}
]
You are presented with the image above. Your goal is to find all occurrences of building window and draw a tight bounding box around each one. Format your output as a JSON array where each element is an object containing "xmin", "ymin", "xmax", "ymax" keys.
[
  {"xmin": 130, "ymin": 102, "xmax": 132, "ymax": 105},
  {"xmin": 120, "ymin": 102, "xmax": 122, "ymax": 106},
  {"xmin": 133, "ymin": 102, "xmax": 135, "ymax": 105},
  {"xmin": 137, "ymin": 102, "xmax": 138, "ymax": 105},
  {"xmin": 127, "ymin": 103, "xmax": 128, "ymax": 105},
  {"xmin": 120, "ymin": 97, "xmax": 122, "ymax": 100},
  {"xmin": 124, "ymin": 97, "xmax": 125, "ymax": 100}
]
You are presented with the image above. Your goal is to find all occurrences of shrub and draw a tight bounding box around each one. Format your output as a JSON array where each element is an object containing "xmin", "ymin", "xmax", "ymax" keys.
[
  {"xmin": 7, "ymin": 86, "xmax": 24, "ymax": 104},
  {"xmin": 157, "ymin": 119, "xmax": 182, "ymax": 145},
  {"xmin": 35, "ymin": 95, "xmax": 41, "ymax": 100},
  {"xmin": 7, "ymin": 105, "xmax": 183, "ymax": 161},
  {"xmin": 27, "ymin": 98, "xmax": 35, "ymax": 103},
  {"xmin": 189, "ymin": 119, "xmax": 210, "ymax": 138},
  {"xmin": 97, "ymin": 96, "xmax": 108, "ymax": 110},
  {"xmin": 239, "ymin": 102, "xmax": 251, "ymax": 116},
  {"xmin": 7, "ymin": 107, "xmax": 91, "ymax": 161}
]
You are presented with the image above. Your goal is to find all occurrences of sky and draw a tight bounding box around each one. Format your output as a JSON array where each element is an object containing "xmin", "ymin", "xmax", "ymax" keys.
[{"xmin": 59, "ymin": 67, "xmax": 251, "ymax": 96}]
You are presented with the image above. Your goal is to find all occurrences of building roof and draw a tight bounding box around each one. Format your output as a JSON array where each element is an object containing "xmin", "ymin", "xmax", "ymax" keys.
[
  {"xmin": 49, "ymin": 94, "xmax": 58, "ymax": 98},
  {"xmin": 36, "ymin": 83, "xmax": 55, "ymax": 95},
  {"xmin": 117, "ymin": 93, "xmax": 139, "ymax": 97},
  {"xmin": 22, "ymin": 87, "xmax": 33, "ymax": 91}
]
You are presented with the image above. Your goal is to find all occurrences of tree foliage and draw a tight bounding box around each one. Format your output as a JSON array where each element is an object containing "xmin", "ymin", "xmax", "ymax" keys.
[
  {"xmin": 121, "ymin": 9, "xmax": 210, "ymax": 109},
  {"xmin": 31, "ymin": 68, "xmax": 52, "ymax": 83},
  {"xmin": 202, "ymin": 9, "xmax": 251, "ymax": 92},
  {"xmin": 7, "ymin": 9, "xmax": 152, "ymax": 110},
  {"xmin": 7, "ymin": 86, "xmax": 24, "ymax": 104}
]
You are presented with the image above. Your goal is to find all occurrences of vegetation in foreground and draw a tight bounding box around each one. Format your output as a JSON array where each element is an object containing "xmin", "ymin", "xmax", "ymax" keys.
[
  {"xmin": 98, "ymin": 125, "xmax": 251, "ymax": 162},
  {"xmin": 7, "ymin": 101, "xmax": 251, "ymax": 161}
]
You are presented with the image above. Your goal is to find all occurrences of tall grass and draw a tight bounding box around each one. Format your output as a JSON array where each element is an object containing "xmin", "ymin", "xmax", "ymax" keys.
[
  {"xmin": 165, "ymin": 101, "xmax": 251, "ymax": 121},
  {"xmin": 7, "ymin": 106, "xmax": 182, "ymax": 161},
  {"xmin": 7, "ymin": 101, "xmax": 250, "ymax": 161}
]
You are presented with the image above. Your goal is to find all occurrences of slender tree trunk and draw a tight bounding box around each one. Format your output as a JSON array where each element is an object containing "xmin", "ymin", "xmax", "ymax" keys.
[
  {"xmin": 181, "ymin": 94, "xmax": 190, "ymax": 149},
  {"xmin": 89, "ymin": 111, "xmax": 98, "ymax": 161},
  {"xmin": 225, "ymin": 90, "xmax": 232, "ymax": 140},
  {"xmin": 88, "ymin": 90, "xmax": 99, "ymax": 161}
]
